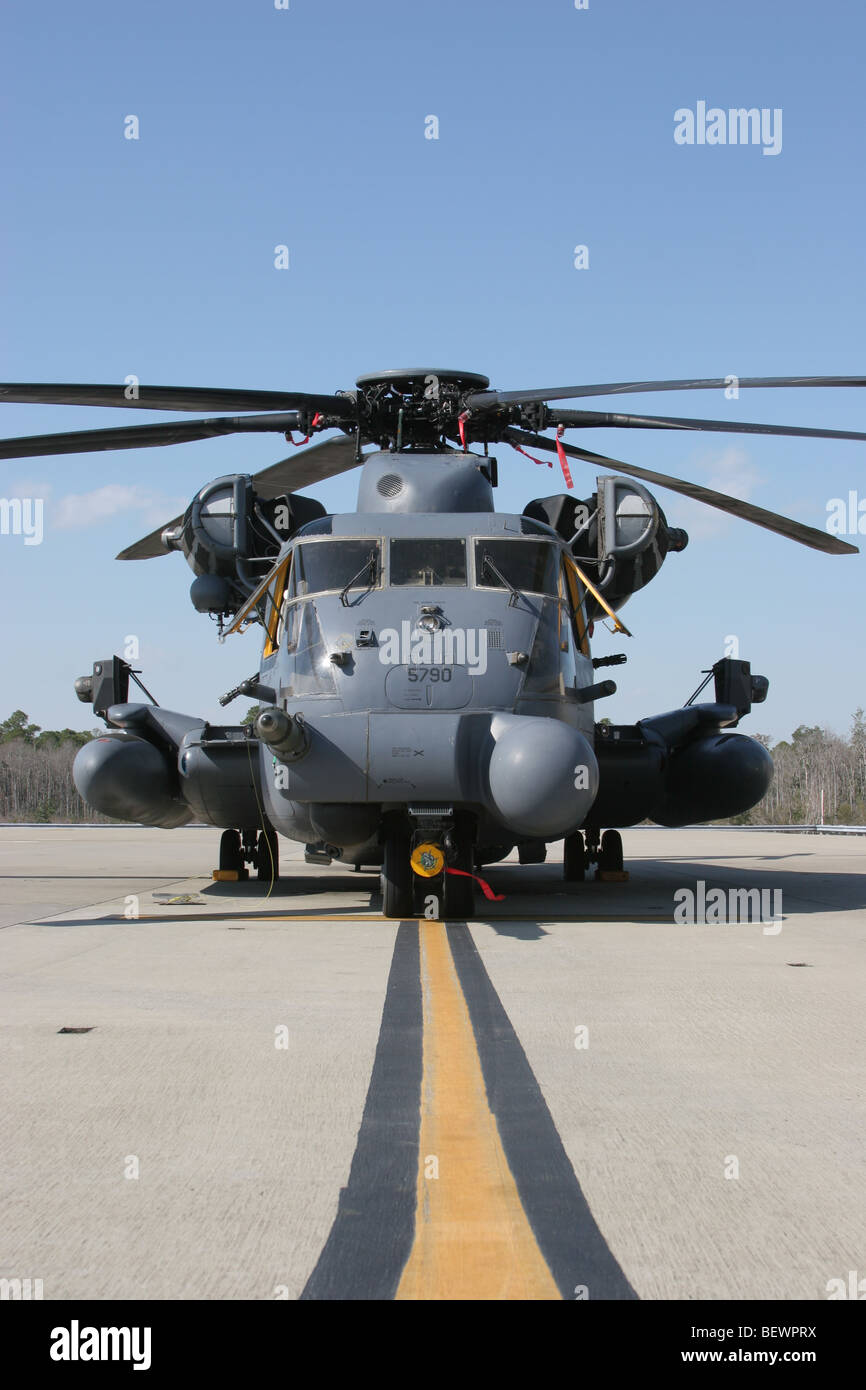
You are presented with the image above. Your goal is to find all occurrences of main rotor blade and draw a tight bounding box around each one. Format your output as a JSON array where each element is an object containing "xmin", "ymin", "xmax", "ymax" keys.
[
  {"xmin": 470, "ymin": 375, "xmax": 866, "ymax": 409},
  {"xmin": 116, "ymin": 434, "xmax": 364, "ymax": 561},
  {"xmin": 249, "ymin": 432, "xmax": 366, "ymax": 497},
  {"xmin": 546, "ymin": 408, "xmax": 866, "ymax": 442},
  {"xmin": 116, "ymin": 514, "xmax": 186, "ymax": 562},
  {"xmin": 0, "ymin": 412, "xmax": 328, "ymax": 459},
  {"xmin": 504, "ymin": 427, "xmax": 859, "ymax": 556},
  {"xmin": 0, "ymin": 383, "xmax": 353, "ymax": 415}
]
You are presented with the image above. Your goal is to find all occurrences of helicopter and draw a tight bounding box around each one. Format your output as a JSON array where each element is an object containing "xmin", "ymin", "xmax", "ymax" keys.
[{"xmin": 1, "ymin": 367, "xmax": 861, "ymax": 917}]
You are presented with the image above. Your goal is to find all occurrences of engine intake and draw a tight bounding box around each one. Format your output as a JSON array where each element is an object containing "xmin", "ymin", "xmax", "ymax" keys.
[
  {"xmin": 159, "ymin": 475, "xmax": 327, "ymax": 621},
  {"xmin": 524, "ymin": 476, "xmax": 688, "ymax": 621}
]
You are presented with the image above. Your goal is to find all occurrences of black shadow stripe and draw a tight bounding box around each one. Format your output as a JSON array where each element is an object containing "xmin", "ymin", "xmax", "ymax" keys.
[
  {"xmin": 448, "ymin": 923, "xmax": 638, "ymax": 1301},
  {"xmin": 300, "ymin": 922, "xmax": 421, "ymax": 1300}
]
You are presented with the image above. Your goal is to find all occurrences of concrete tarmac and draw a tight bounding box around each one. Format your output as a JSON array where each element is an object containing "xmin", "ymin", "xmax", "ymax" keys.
[{"xmin": 0, "ymin": 825, "xmax": 863, "ymax": 1301}]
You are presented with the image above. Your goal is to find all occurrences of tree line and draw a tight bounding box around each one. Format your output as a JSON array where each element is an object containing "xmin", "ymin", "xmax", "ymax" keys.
[
  {"xmin": 735, "ymin": 711, "xmax": 866, "ymax": 825},
  {"xmin": 0, "ymin": 711, "xmax": 105, "ymax": 822},
  {"xmin": 1, "ymin": 707, "xmax": 864, "ymax": 825}
]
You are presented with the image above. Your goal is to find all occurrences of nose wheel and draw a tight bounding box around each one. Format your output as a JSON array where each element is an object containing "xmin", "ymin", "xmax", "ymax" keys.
[
  {"xmin": 381, "ymin": 823, "xmax": 479, "ymax": 920},
  {"xmin": 563, "ymin": 831, "xmax": 587, "ymax": 882},
  {"xmin": 441, "ymin": 847, "xmax": 475, "ymax": 918},
  {"xmin": 381, "ymin": 829, "xmax": 413, "ymax": 918}
]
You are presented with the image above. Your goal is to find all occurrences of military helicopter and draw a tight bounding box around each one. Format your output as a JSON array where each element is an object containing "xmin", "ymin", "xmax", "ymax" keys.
[{"xmin": 1, "ymin": 368, "xmax": 861, "ymax": 917}]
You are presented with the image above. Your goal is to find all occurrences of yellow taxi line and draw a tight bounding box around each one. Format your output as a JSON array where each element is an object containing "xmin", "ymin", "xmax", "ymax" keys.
[{"xmin": 396, "ymin": 920, "xmax": 560, "ymax": 1300}]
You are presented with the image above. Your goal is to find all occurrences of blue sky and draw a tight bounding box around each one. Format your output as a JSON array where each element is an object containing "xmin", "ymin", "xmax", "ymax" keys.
[{"xmin": 1, "ymin": 0, "xmax": 863, "ymax": 741}]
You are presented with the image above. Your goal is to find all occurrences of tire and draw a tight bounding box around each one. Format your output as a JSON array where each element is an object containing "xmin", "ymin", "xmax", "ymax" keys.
[
  {"xmin": 256, "ymin": 822, "xmax": 280, "ymax": 882},
  {"xmin": 219, "ymin": 829, "xmax": 244, "ymax": 873},
  {"xmin": 443, "ymin": 866, "xmax": 475, "ymax": 919},
  {"xmin": 563, "ymin": 831, "xmax": 586, "ymax": 882},
  {"xmin": 599, "ymin": 829, "xmax": 624, "ymax": 873},
  {"xmin": 381, "ymin": 831, "xmax": 413, "ymax": 918},
  {"xmin": 443, "ymin": 836, "xmax": 476, "ymax": 918}
]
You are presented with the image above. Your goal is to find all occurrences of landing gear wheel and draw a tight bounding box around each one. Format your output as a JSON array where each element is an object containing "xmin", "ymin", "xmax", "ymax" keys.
[
  {"xmin": 219, "ymin": 829, "xmax": 246, "ymax": 876},
  {"xmin": 563, "ymin": 831, "xmax": 586, "ymax": 882},
  {"xmin": 381, "ymin": 831, "xmax": 413, "ymax": 918},
  {"xmin": 599, "ymin": 829, "xmax": 624, "ymax": 873},
  {"xmin": 256, "ymin": 822, "xmax": 280, "ymax": 882},
  {"xmin": 442, "ymin": 859, "xmax": 475, "ymax": 919}
]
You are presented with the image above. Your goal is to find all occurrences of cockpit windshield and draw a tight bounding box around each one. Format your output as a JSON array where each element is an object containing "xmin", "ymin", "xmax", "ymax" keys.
[
  {"xmin": 292, "ymin": 539, "xmax": 381, "ymax": 597},
  {"xmin": 474, "ymin": 539, "xmax": 558, "ymax": 596},
  {"xmin": 390, "ymin": 538, "xmax": 467, "ymax": 586}
]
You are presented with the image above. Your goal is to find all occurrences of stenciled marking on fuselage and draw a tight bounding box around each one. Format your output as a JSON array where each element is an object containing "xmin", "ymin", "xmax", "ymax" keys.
[{"xmin": 377, "ymin": 622, "xmax": 489, "ymax": 676}]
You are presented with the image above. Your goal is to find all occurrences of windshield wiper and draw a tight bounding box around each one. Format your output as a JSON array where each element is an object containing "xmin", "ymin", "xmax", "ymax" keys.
[
  {"xmin": 481, "ymin": 551, "xmax": 523, "ymax": 607},
  {"xmin": 340, "ymin": 548, "xmax": 378, "ymax": 606}
]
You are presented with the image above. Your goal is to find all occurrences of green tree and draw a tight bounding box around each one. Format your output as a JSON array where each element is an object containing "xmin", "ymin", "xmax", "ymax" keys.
[
  {"xmin": 0, "ymin": 710, "xmax": 41, "ymax": 744},
  {"xmin": 36, "ymin": 728, "xmax": 92, "ymax": 749}
]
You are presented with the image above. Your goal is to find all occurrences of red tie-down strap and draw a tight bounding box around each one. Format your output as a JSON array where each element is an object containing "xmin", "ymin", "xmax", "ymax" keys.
[
  {"xmin": 458, "ymin": 411, "xmax": 469, "ymax": 451},
  {"xmin": 509, "ymin": 440, "xmax": 554, "ymax": 470},
  {"xmin": 555, "ymin": 424, "xmax": 575, "ymax": 489},
  {"xmin": 445, "ymin": 867, "xmax": 506, "ymax": 902},
  {"xmin": 286, "ymin": 411, "xmax": 323, "ymax": 446}
]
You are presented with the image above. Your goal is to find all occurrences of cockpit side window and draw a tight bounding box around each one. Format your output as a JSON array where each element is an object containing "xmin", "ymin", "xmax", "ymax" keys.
[
  {"xmin": 389, "ymin": 538, "xmax": 467, "ymax": 586},
  {"xmin": 274, "ymin": 554, "xmax": 296, "ymax": 651},
  {"xmin": 262, "ymin": 552, "xmax": 292, "ymax": 658},
  {"xmin": 563, "ymin": 557, "xmax": 591, "ymax": 656}
]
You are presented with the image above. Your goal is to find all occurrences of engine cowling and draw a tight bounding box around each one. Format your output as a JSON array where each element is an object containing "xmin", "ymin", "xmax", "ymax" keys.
[
  {"xmin": 159, "ymin": 475, "xmax": 327, "ymax": 621},
  {"xmin": 524, "ymin": 476, "xmax": 688, "ymax": 621}
]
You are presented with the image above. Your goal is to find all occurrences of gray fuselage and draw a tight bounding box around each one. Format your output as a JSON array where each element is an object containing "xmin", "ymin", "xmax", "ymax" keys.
[{"xmin": 258, "ymin": 494, "xmax": 600, "ymax": 859}]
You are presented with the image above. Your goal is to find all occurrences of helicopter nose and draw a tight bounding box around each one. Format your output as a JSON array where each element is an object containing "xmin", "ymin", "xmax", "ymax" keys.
[{"xmin": 487, "ymin": 716, "xmax": 599, "ymax": 838}]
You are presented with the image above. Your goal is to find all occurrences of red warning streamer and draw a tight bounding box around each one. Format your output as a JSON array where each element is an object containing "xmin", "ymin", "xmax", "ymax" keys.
[
  {"xmin": 445, "ymin": 867, "xmax": 506, "ymax": 902},
  {"xmin": 555, "ymin": 425, "xmax": 575, "ymax": 489},
  {"xmin": 509, "ymin": 440, "xmax": 554, "ymax": 470}
]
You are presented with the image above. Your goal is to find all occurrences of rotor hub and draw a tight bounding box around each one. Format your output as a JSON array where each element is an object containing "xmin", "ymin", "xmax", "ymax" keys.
[
  {"xmin": 354, "ymin": 368, "xmax": 492, "ymax": 450},
  {"xmin": 355, "ymin": 368, "xmax": 490, "ymax": 393}
]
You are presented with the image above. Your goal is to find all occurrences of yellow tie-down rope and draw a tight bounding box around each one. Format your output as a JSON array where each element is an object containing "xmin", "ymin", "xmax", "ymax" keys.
[
  {"xmin": 222, "ymin": 551, "xmax": 290, "ymax": 644},
  {"xmin": 565, "ymin": 554, "xmax": 632, "ymax": 638}
]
